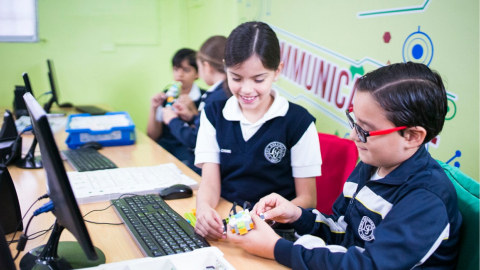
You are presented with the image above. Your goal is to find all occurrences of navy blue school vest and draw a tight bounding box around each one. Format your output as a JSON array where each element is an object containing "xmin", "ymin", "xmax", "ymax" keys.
[{"xmin": 204, "ymin": 99, "xmax": 315, "ymax": 206}]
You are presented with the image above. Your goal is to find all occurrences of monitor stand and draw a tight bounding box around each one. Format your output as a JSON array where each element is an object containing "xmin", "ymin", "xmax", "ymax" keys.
[
  {"xmin": 19, "ymin": 221, "xmax": 105, "ymax": 270},
  {"xmin": 15, "ymin": 137, "xmax": 42, "ymax": 169}
]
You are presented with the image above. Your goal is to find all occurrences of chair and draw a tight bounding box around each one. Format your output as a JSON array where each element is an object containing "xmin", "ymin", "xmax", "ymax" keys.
[
  {"xmin": 437, "ymin": 161, "xmax": 479, "ymax": 270},
  {"xmin": 315, "ymin": 133, "xmax": 358, "ymax": 215}
]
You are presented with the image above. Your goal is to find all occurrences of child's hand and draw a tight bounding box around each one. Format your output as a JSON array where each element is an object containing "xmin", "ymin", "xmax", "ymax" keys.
[
  {"xmin": 174, "ymin": 95, "xmax": 197, "ymax": 122},
  {"xmin": 177, "ymin": 95, "xmax": 198, "ymax": 114},
  {"xmin": 194, "ymin": 205, "xmax": 226, "ymax": 240},
  {"xmin": 162, "ymin": 107, "xmax": 178, "ymax": 125},
  {"xmin": 173, "ymin": 101, "xmax": 195, "ymax": 122},
  {"xmin": 228, "ymin": 214, "xmax": 281, "ymax": 259},
  {"xmin": 151, "ymin": 92, "xmax": 166, "ymax": 109},
  {"xmin": 253, "ymin": 193, "xmax": 302, "ymax": 224}
]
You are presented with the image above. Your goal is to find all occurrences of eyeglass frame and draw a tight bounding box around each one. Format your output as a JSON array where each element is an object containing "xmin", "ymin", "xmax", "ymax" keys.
[{"xmin": 345, "ymin": 107, "xmax": 407, "ymax": 143}]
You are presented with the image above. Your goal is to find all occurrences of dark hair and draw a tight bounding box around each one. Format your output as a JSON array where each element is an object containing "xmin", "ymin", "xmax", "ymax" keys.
[
  {"xmin": 355, "ymin": 62, "xmax": 447, "ymax": 144},
  {"xmin": 224, "ymin": 21, "xmax": 280, "ymax": 70},
  {"xmin": 172, "ymin": 48, "xmax": 198, "ymax": 72},
  {"xmin": 197, "ymin": 36, "xmax": 227, "ymax": 74}
]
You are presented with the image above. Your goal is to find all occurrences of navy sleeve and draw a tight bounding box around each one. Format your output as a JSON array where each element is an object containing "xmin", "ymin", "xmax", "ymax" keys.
[
  {"xmin": 276, "ymin": 189, "xmax": 453, "ymax": 270},
  {"xmin": 168, "ymin": 115, "xmax": 200, "ymax": 150}
]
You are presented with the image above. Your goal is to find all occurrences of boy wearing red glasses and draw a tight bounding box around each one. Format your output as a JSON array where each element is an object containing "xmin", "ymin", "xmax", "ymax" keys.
[{"xmin": 228, "ymin": 62, "xmax": 462, "ymax": 270}]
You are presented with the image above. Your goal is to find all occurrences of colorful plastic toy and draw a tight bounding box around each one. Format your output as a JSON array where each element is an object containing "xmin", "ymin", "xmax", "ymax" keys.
[
  {"xmin": 228, "ymin": 209, "xmax": 254, "ymax": 235},
  {"xmin": 222, "ymin": 201, "xmax": 275, "ymax": 235}
]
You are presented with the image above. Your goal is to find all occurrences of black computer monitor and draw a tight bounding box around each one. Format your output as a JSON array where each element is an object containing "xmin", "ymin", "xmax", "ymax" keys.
[
  {"xmin": 0, "ymin": 225, "xmax": 16, "ymax": 270},
  {"xmin": 16, "ymin": 73, "xmax": 43, "ymax": 169},
  {"xmin": 22, "ymin": 73, "xmax": 35, "ymax": 97},
  {"xmin": 45, "ymin": 60, "xmax": 72, "ymax": 113},
  {"xmin": 47, "ymin": 59, "xmax": 108, "ymax": 115},
  {"xmin": 19, "ymin": 93, "xmax": 104, "ymax": 270}
]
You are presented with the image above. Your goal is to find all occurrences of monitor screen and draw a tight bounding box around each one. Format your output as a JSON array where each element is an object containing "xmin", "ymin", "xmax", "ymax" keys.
[
  {"xmin": 23, "ymin": 92, "xmax": 97, "ymax": 260},
  {"xmin": 47, "ymin": 59, "xmax": 59, "ymax": 104},
  {"xmin": 22, "ymin": 73, "xmax": 35, "ymax": 97},
  {"xmin": 0, "ymin": 224, "xmax": 15, "ymax": 270}
]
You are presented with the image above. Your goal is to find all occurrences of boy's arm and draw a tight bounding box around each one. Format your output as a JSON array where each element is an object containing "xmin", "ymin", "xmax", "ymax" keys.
[
  {"xmin": 275, "ymin": 189, "xmax": 453, "ymax": 270},
  {"xmin": 147, "ymin": 92, "xmax": 167, "ymax": 140},
  {"xmin": 146, "ymin": 106, "xmax": 163, "ymax": 140},
  {"xmin": 168, "ymin": 114, "xmax": 200, "ymax": 149}
]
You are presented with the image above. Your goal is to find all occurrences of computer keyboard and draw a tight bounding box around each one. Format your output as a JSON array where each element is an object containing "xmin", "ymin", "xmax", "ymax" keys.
[
  {"xmin": 75, "ymin": 105, "xmax": 108, "ymax": 115},
  {"xmin": 112, "ymin": 194, "xmax": 210, "ymax": 257},
  {"xmin": 62, "ymin": 148, "xmax": 118, "ymax": 172}
]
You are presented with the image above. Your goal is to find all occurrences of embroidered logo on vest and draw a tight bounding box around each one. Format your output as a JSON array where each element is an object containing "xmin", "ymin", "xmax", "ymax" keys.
[
  {"xmin": 220, "ymin": 149, "xmax": 231, "ymax": 153},
  {"xmin": 358, "ymin": 216, "xmax": 376, "ymax": 241},
  {"xmin": 264, "ymin": 141, "xmax": 286, "ymax": 163}
]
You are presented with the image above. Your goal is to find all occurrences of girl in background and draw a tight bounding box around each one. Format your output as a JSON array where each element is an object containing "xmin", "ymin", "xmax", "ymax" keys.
[{"xmin": 162, "ymin": 36, "xmax": 230, "ymax": 175}]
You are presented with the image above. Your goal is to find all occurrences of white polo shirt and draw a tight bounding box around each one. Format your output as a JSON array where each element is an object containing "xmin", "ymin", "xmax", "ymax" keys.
[{"xmin": 195, "ymin": 89, "xmax": 322, "ymax": 178}]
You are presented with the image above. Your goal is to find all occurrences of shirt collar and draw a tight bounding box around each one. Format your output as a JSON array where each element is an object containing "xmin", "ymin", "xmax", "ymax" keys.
[
  {"xmin": 222, "ymin": 89, "xmax": 289, "ymax": 124},
  {"xmin": 207, "ymin": 80, "xmax": 223, "ymax": 93},
  {"xmin": 188, "ymin": 82, "xmax": 201, "ymax": 101},
  {"xmin": 359, "ymin": 146, "xmax": 431, "ymax": 186}
]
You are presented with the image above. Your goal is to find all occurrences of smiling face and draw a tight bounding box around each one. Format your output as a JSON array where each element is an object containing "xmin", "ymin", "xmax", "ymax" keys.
[
  {"xmin": 349, "ymin": 91, "xmax": 413, "ymax": 175},
  {"xmin": 226, "ymin": 55, "xmax": 282, "ymax": 117}
]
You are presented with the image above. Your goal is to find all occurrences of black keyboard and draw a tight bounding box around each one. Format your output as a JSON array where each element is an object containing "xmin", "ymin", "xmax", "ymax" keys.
[
  {"xmin": 112, "ymin": 194, "xmax": 210, "ymax": 257},
  {"xmin": 62, "ymin": 148, "xmax": 118, "ymax": 172},
  {"xmin": 75, "ymin": 105, "xmax": 108, "ymax": 115}
]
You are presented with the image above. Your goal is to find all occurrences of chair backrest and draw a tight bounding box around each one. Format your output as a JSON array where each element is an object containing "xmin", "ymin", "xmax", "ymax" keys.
[
  {"xmin": 437, "ymin": 161, "xmax": 479, "ymax": 270},
  {"xmin": 316, "ymin": 133, "xmax": 358, "ymax": 215}
]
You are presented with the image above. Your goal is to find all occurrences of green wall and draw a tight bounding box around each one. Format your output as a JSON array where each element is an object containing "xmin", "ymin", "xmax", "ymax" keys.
[
  {"xmin": 0, "ymin": 0, "xmax": 192, "ymax": 132},
  {"xmin": 0, "ymin": 0, "xmax": 478, "ymax": 180}
]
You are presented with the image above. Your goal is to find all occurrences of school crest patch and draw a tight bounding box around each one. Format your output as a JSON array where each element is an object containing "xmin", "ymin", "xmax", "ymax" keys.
[
  {"xmin": 358, "ymin": 216, "xmax": 376, "ymax": 241},
  {"xmin": 264, "ymin": 141, "xmax": 286, "ymax": 164}
]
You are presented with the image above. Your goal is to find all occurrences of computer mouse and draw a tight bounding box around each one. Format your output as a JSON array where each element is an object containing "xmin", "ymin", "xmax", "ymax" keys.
[
  {"xmin": 159, "ymin": 184, "xmax": 193, "ymax": 200},
  {"xmin": 79, "ymin": 141, "xmax": 103, "ymax": 150}
]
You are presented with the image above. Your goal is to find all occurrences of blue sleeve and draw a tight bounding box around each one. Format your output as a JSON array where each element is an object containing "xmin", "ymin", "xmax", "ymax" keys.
[
  {"xmin": 168, "ymin": 115, "xmax": 200, "ymax": 149},
  {"xmin": 291, "ymin": 202, "xmax": 348, "ymax": 245},
  {"xmin": 274, "ymin": 190, "xmax": 453, "ymax": 270}
]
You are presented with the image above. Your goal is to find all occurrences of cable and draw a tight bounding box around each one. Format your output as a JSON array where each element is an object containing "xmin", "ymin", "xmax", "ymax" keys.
[
  {"xmin": 26, "ymin": 223, "xmax": 54, "ymax": 240},
  {"xmin": 13, "ymin": 215, "xmax": 35, "ymax": 261},
  {"xmin": 12, "ymin": 193, "xmax": 139, "ymax": 253},
  {"xmin": 12, "ymin": 250, "xmax": 21, "ymax": 261},
  {"xmin": 82, "ymin": 193, "xmax": 138, "ymax": 219},
  {"xmin": 7, "ymin": 193, "xmax": 48, "ymax": 246},
  {"xmin": 81, "ymin": 193, "xmax": 141, "ymax": 225},
  {"xmin": 37, "ymin": 91, "xmax": 52, "ymax": 99},
  {"xmin": 13, "ymin": 199, "xmax": 54, "ymax": 262},
  {"xmin": 84, "ymin": 220, "xmax": 124, "ymax": 225}
]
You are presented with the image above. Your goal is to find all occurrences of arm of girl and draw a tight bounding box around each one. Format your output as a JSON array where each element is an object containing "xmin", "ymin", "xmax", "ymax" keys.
[
  {"xmin": 195, "ymin": 163, "xmax": 225, "ymax": 239},
  {"xmin": 291, "ymin": 177, "xmax": 317, "ymax": 209},
  {"xmin": 290, "ymin": 122, "xmax": 321, "ymax": 209},
  {"xmin": 194, "ymin": 111, "xmax": 224, "ymax": 239}
]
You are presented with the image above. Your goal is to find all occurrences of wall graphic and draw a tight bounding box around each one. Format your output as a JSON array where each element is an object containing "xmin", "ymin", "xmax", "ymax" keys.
[{"xmin": 235, "ymin": 0, "xmax": 479, "ymax": 179}]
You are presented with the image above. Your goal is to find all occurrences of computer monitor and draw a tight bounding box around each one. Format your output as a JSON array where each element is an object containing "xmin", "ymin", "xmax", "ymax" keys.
[
  {"xmin": 15, "ymin": 73, "xmax": 43, "ymax": 169},
  {"xmin": 45, "ymin": 59, "xmax": 69, "ymax": 113},
  {"xmin": 47, "ymin": 59, "xmax": 108, "ymax": 115},
  {"xmin": 19, "ymin": 93, "xmax": 105, "ymax": 270},
  {"xmin": 0, "ymin": 225, "xmax": 16, "ymax": 270},
  {"xmin": 22, "ymin": 73, "xmax": 35, "ymax": 97}
]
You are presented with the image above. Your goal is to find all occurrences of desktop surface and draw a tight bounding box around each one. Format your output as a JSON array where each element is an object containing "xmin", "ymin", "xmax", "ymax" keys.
[{"xmin": 4, "ymin": 111, "xmax": 288, "ymax": 270}]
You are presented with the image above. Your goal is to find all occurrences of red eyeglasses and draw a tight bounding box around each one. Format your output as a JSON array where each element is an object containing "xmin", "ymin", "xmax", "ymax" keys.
[{"xmin": 345, "ymin": 107, "xmax": 407, "ymax": 143}]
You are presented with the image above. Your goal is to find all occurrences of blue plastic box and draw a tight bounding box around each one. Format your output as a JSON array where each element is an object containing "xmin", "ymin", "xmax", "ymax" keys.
[{"xmin": 65, "ymin": 112, "xmax": 136, "ymax": 149}]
